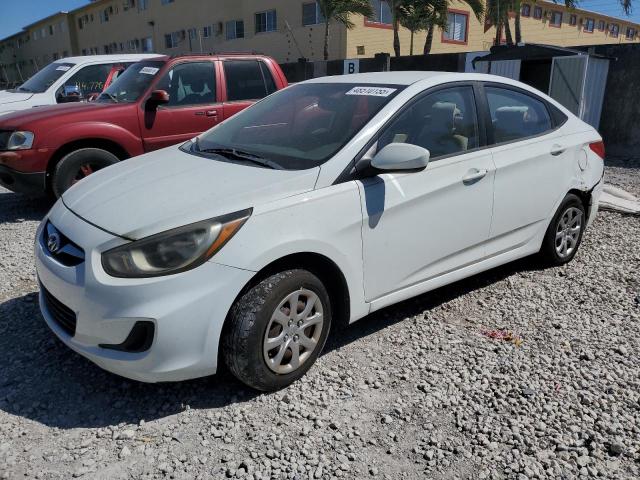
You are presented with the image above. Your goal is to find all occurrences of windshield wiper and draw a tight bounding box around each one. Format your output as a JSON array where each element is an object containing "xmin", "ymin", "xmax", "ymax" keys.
[
  {"xmin": 195, "ymin": 144, "xmax": 282, "ymax": 170},
  {"xmin": 99, "ymin": 92, "xmax": 119, "ymax": 103},
  {"xmin": 17, "ymin": 86, "xmax": 32, "ymax": 92}
]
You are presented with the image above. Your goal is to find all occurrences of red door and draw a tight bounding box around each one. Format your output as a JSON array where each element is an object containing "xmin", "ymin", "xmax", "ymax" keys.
[{"xmin": 140, "ymin": 60, "xmax": 223, "ymax": 151}]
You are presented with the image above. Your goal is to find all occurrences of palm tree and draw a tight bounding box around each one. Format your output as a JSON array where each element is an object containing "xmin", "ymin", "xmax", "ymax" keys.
[
  {"xmin": 513, "ymin": 0, "xmax": 522, "ymax": 44},
  {"xmin": 398, "ymin": 1, "xmax": 432, "ymax": 54},
  {"xmin": 389, "ymin": 0, "xmax": 404, "ymax": 57},
  {"xmin": 317, "ymin": 0, "xmax": 373, "ymax": 60},
  {"xmin": 485, "ymin": 0, "xmax": 513, "ymax": 45}
]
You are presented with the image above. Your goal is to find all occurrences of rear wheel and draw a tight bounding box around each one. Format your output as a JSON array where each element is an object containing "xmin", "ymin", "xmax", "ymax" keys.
[
  {"xmin": 222, "ymin": 269, "xmax": 331, "ymax": 391},
  {"xmin": 538, "ymin": 194, "xmax": 586, "ymax": 266},
  {"xmin": 51, "ymin": 148, "xmax": 120, "ymax": 198}
]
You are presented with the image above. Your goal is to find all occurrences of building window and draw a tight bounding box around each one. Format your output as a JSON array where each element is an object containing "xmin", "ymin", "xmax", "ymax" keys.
[
  {"xmin": 598, "ymin": 20, "xmax": 605, "ymax": 31},
  {"xmin": 33, "ymin": 30, "xmax": 39, "ymax": 40},
  {"xmin": 442, "ymin": 10, "xmax": 468, "ymax": 44},
  {"xmin": 164, "ymin": 31, "xmax": 180, "ymax": 48},
  {"xmin": 49, "ymin": 25, "xmax": 54, "ymax": 35},
  {"xmin": 161, "ymin": 0, "xmax": 174, "ymax": 5},
  {"xmin": 226, "ymin": 20, "xmax": 245, "ymax": 40},
  {"xmin": 100, "ymin": 9, "xmax": 109, "ymax": 23},
  {"xmin": 141, "ymin": 37, "xmax": 152, "ymax": 52},
  {"xmin": 533, "ymin": 6, "xmax": 542, "ymax": 19},
  {"xmin": 203, "ymin": 25, "xmax": 213, "ymax": 38},
  {"xmin": 303, "ymin": 1, "xmax": 325, "ymax": 26},
  {"xmin": 255, "ymin": 10, "xmax": 277, "ymax": 33},
  {"xmin": 368, "ymin": 0, "xmax": 392, "ymax": 25},
  {"xmin": 188, "ymin": 28, "xmax": 197, "ymax": 40},
  {"xmin": 41, "ymin": 27, "xmax": 47, "ymax": 38},
  {"xmin": 138, "ymin": 0, "xmax": 148, "ymax": 11},
  {"xmin": 584, "ymin": 18, "xmax": 595, "ymax": 33},
  {"xmin": 609, "ymin": 23, "xmax": 620, "ymax": 37},
  {"xmin": 521, "ymin": 4, "xmax": 531, "ymax": 17},
  {"xmin": 626, "ymin": 27, "xmax": 636, "ymax": 39},
  {"xmin": 550, "ymin": 11, "xmax": 562, "ymax": 28},
  {"xmin": 569, "ymin": 14, "xmax": 577, "ymax": 26}
]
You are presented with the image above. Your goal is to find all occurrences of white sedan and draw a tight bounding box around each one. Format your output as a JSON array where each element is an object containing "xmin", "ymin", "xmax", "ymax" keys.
[{"xmin": 35, "ymin": 72, "xmax": 605, "ymax": 391}]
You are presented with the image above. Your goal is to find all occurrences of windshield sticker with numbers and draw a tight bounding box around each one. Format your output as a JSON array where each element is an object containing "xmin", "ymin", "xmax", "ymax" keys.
[
  {"xmin": 55, "ymin": 66, "xmax": 71, "ymax": 71},
  {"xmin": 139, "ymin": 67, "xmax": 159, "ymax": 75},
  {"xmin": 345, "ymin": 86, "xmax": 397, "ymax": 97}
]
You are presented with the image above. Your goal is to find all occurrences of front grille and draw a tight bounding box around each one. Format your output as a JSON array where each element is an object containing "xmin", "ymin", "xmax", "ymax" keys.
[
  {"xmin": 0, "ymin": 130, "xmax": 11, "ymax": 150},
  {"xmin": 41, "ymin": 286, "xmax": 77, "ymax": 337},
  {"xmin": 42, "ymin": 221, "xmax": 85, "ymax": 267}
]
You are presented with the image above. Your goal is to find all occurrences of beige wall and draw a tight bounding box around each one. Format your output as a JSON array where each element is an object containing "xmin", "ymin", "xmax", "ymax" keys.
[{"xmin": 70, "ymin": 0, "xmax": 346, "ymax": 63}]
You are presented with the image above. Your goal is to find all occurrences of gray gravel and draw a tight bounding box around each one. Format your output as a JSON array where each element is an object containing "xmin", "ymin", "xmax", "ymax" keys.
[{"xmin": 0, "ymin": 163, "xmax": 639, "ymax": 480}]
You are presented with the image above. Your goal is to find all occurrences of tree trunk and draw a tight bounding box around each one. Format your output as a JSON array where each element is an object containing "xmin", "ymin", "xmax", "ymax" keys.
[
  {"xmin": 504, "ymin": 16, "xmax": 514, "ymax": 45},
  {"xmin": 495, "ymin": 19, "xmax": 502, "ymax": 45},
  {"xmin": 393, "ymin": 18, "xmax": 401, "ymax": 57},
  {"xmin": 410, "ymin": 31, "xmax": 414, "ymax": 55},
  {"xmin": 323, "ymin": 20, "xmax": 330, "ymax": 60},
  {"xmin": 515, "ymin": 12, "xmax": 522, "ymax": 44},
  {"xmin": 424, "ymin": 23, "xmax": 434, "ymax": 54}
]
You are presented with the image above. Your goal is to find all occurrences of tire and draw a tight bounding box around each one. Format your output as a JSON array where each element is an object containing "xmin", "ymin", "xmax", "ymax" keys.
[
  {"xmin": 538, "ymin": 193, "xmax": 586, "ymax": 266},
  {"xmin": 51, "ymin": 148, "xmax": 120, "ymax": 198},
  {"xmin": 222, "ymin": 269, "xmax": 332, "ymax": 391}
]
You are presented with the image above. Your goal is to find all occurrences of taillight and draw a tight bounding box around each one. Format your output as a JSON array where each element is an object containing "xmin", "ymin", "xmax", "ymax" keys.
[{"xmin": 589, "ymin": 141, "xmax": 605, "ymax": 160}]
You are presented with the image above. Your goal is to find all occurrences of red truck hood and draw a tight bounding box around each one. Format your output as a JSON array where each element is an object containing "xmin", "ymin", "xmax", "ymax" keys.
[{"xmin": 0, "ymin": 102, "xmax": 125, "ymax": 129}]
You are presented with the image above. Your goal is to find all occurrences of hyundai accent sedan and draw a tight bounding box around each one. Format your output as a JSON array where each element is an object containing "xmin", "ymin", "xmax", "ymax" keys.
[{"xmin": 35, "ymin": 72, "xmax": 605, "ymax": 391}]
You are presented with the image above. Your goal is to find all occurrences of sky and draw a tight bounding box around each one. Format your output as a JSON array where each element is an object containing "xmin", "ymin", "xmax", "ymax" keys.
[{"xmin": 0, "ymin": 0, "xmax": 638, "ymax": 39}]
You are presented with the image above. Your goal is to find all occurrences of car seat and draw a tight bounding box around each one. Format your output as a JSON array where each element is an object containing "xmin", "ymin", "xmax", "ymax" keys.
[
  {"xmin": 413, "ymin": 102, "xmax": 468, "ymax": 157},
  {"xmin": 494, "ymin": 106, "xmax": 528, "ymax": 143}
]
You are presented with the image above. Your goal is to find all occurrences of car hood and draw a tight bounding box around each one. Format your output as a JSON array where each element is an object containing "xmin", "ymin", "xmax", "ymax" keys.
[
  {"xmin": 61, "ymin": 145, "xmax": 320, "ymax": 239},
  {"xmin": 0, "ymin": 90, "xmax": 33, "ymax": 107},
  {"xmin": 0, "ymin": 101, "xmax": 115, "ymax": 127}
]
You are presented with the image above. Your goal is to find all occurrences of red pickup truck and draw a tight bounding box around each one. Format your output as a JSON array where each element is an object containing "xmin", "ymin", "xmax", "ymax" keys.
[{"xmin": 0, "ymin": 54, "xmax": 287, "ymax": 197}]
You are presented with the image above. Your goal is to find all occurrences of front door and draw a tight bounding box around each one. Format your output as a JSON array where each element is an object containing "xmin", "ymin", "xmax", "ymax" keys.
[
  {"xmin": 359, "ymin": 85, "xmax": 495, "ymax": 302},
  {"xmin": 141, "ymin": 61, "xmax": 222, "ymax": 151}
]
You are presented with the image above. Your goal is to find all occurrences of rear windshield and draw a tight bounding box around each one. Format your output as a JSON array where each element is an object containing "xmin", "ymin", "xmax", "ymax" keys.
[
  {"xmin": 16, "ymin": 62, "xmax": 75, "ymax": 93},
  {"xmin": 97, "ymin": 60, "xmax": 165, "ymax": 103},
  {"xmin": 190, "ymin": 83, "xmax": 404, "ymax": 170}
]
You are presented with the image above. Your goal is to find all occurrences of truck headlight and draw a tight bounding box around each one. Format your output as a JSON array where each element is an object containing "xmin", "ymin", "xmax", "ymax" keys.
[
  {"xmin": 7, "ymin": 131, "xmax": 35, "ymax": 150},
  {"xmin": 102, "ymin": 209, "xmax": 251, "ymax": 278}
]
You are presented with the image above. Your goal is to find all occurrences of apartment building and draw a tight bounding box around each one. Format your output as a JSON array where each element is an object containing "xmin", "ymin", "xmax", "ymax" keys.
[{"xmin": 1, "ymin": 0, "xmax": 639, "ymax": 84}]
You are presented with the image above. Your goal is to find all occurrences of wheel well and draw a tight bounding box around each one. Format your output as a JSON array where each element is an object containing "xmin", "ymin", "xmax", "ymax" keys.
[
  {"xmin": 568, "ymin": 188, "xmax": 592, "ymax": 218},
  {"xmin": 230, "ymin": 253, "xmax": 351, "ymax": 330},
  {"xmin": 45, "ymin": 139, "xmax": 130, "ymax": 192}
]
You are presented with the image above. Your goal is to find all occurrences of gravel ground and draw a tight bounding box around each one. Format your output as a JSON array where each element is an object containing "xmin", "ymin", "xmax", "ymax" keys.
[{"xmin": 0, "ymin": 163, "xmax": 638, "ymax": 480}]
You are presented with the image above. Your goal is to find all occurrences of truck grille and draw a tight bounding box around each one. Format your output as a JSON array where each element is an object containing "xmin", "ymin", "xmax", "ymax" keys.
[
  {"xmin": 42, "ymin": 221, "xmax": 85, "ymax": 267},
  {"xmin": 41, "ymin": 286, "xmax": 77, "ymax": 337}
]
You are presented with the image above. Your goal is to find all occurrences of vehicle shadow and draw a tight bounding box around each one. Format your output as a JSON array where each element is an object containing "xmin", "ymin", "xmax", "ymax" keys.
[
  {"xmin": 0, "ymin": 255, "xmax": 544, "ymax": 430},
  {"xmin": 0, "ymin": 190, "xmax": 51, "ymax": 224}
]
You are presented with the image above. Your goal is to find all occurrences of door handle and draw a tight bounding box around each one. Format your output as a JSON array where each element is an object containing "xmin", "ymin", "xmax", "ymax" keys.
[
  {"xmin": 550, "ymin": 144, "xmax": 566, "ymax": 156},
  {"xmin": 462, "ymin": 168, "xmax": 488, "ymax": 184},
  {"xmin": 206, "ymin": 110, "xmax": 218, "ymax": 117}
]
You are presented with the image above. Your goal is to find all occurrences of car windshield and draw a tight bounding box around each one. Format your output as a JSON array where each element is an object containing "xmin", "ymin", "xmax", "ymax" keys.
[
  {"xmin": 190, "ymin": 83, "xmax": 404, "ymax": 170},
  {"xmin": 97, "ymin": 60, "xmax": 165, "ymax": 103},
  {"xmin": 16, "ymin": 62, "xmax": 75, "ymax": 93}
]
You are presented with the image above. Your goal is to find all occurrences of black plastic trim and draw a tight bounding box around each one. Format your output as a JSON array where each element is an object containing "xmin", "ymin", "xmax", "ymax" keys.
[
  {"xmin": 0, "ymin": 164, "xmax": 46, "ymax": 195},
  {"xmin": 100, "ymin": 321, "xmax": 155, "ymax": 353}
]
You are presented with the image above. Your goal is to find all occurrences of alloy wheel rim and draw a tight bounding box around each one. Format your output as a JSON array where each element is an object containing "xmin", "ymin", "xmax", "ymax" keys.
[
  {"xmin": 555, "ymin": 206, "xmax": 583, "ymax": 258},
  {"xmin": 263, "ymin": 288, "xmax": 324, "ymax": 375}
]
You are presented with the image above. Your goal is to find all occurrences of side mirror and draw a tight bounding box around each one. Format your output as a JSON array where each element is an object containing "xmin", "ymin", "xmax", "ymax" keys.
[
  {"xmin": 147, "ymin": 89, "xmax": 170, "ymax": 106},
  {"xmin": 371, "ymin": 143, "xmax": 430, "ymax": 171},
  {"xmin": 57, "ymin": 84, "xmax": 82, "ymax": 103}
]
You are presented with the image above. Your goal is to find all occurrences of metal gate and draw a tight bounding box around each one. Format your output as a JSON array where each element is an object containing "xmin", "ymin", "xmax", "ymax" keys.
[{"xmin": 548, "ymin": 55, "xmax": 588, "ymax": 117}]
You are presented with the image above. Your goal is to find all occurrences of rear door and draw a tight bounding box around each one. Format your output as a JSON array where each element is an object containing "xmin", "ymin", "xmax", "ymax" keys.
[
  {"xmin": 221, "ymin": 59, "xmax": 279, "ymax": 120},
  {"xmin": 140, "ymin": 60, "xmax": 222, "ymax": 151},
  {"xmin": 483, "ymin": 84, "xmax": 569, "ymax": 256}
]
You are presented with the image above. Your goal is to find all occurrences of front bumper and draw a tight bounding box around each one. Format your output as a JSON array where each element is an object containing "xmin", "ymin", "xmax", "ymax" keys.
[
  {"xmin": 0, "ymin": 163, "xmax": 45, "ymax": 194},
  {"xmin": 35, "ymin": 201, "xmax": 255, "ymax": 382}
]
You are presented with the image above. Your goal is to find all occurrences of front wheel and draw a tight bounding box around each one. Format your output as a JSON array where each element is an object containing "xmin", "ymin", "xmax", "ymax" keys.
[
  {"xmin": 538, "ymin": 193, "xmax": 586, "ymax": 266},
  {"xmin": 51, "ymin": 148, "xmax": 120, "ymax": 198},
  {"xmin": 222, "ymin": 269, "xmax": 331, "ymax": 391}
]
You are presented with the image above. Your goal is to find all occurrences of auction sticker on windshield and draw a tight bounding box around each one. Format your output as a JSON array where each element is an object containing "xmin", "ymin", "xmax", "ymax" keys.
[
  {"xmin": 140, "ymin": 67, "xmax": 159, "ymax": 75},
  {"xmin": 55, "ymin": 66, "xmax": 71, "ymax": 71},
  {"xmin": 346, "ymin": 86, "xmax": 397, "ymax": 97}
]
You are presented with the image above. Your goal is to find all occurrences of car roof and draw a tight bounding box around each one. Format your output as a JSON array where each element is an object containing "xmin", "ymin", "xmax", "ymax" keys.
[
  {"xmin": 54, "ymin": 54, "xmax": 164, "ymax": 65},
  {"xmin": 305, "ymin": 71, "xmax": 450, "ymax": 86}
]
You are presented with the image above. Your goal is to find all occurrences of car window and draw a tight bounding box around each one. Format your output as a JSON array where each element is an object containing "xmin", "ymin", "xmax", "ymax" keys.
[
  {"xmin": 486, "ymin": 87, "xmax": 552, "ymax": 144},
  {"xmin": 98, "ymin": 60, "xmax": 165, "ymax": 104},
  {"xmin": 224, "ymin": 60, "xmax": 274, "ymax": 101},
  {"xmin": 378, "ymin": 86, "xmax": 479, "ymax": 160},
  {"xmin": 155, "ymin": 62, "xmax": 216, "ymax": 107},
  {"xmin": 60, "ymin": 64, "xmax": 114, "ymax": 101}
]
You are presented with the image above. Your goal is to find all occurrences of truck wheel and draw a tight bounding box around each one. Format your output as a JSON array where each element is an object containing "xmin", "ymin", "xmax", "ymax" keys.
[
  {"xmin": 222, "ymin": 269, "xmax": 332, "ymax": 391},
  {"xmin": 52, "ymin": 148, "xmax": 120, "ymax": 198}
]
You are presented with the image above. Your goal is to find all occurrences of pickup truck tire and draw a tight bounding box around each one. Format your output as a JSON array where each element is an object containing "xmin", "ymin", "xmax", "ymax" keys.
[{"xmin": 52, "ymin": 148, "xmax": 120, "ymax": 198}]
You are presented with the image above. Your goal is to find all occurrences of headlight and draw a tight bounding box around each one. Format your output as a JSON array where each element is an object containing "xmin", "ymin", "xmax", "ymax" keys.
[
  {"xmin": 102, "ymin": 209, "xmax": 251, "ymax": 278},
  {"xmin": 6, "ymin": 131, "xmax": 35, "ymax": 150}
]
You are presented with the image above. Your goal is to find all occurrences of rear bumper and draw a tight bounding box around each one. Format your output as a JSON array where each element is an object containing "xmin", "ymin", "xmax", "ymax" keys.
[{"xmin": 0, "ymin": 163, "xmax": 45, "ymax": 194}]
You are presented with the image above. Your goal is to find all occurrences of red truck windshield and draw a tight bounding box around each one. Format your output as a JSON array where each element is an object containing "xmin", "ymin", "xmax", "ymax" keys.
[{"xmin": 98, "ymin": 60, "xmax": 165, "ymax": 103}]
